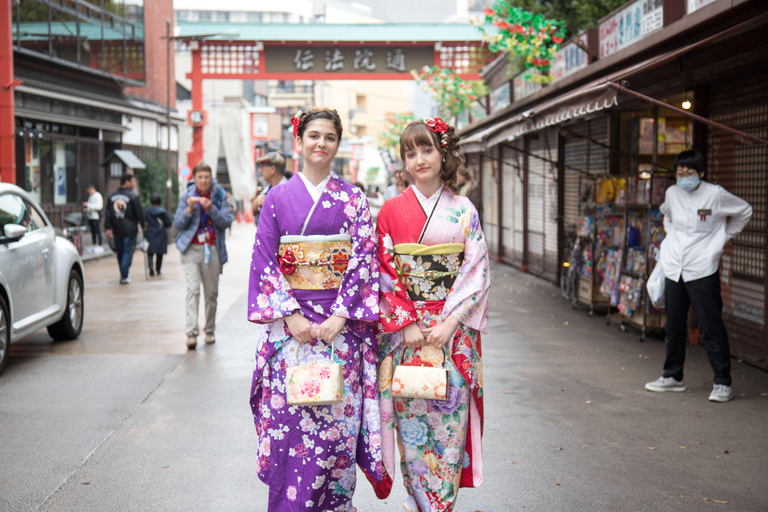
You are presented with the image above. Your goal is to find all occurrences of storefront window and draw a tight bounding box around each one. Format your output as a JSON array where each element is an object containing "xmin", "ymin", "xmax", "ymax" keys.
[
  {"xmin": 52, "ymin": 141, "xmax": 77, "ymax": 206},
  {"xmin": 24, "ymin": 139, "xmax": 41, "ymax": 203}
]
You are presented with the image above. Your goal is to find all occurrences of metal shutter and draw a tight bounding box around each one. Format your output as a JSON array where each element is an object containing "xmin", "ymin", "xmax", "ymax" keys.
[
  {"xmin": 481, "ymin": 153, "xmax": 499, "ymax": 259},
  {"xmin": 501, "ymin": 143, "xmax": 521, "ymax": 267},
  {"xmin": 526, "ymin": 129, "xmax": 559, "ymax": 283},
  {"xmin": 707, "ymin": 74, "xmax": 768, "ymax": 369}
]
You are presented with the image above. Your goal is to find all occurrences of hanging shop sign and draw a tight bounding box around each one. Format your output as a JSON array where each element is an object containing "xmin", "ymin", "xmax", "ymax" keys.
[
  {"xmin": 252, "ymin": 114, "xmax": 269, "ymax": 140},
  {"xmin": 490, "ymin": 82, "xmax": 511, "ymax": 113},
  {"xmin": 687, "ymin": 0, "xmax": 717, "ymax": 13},
  {"xmin": 551, "ymin": 35, "xmax": 590, "ymax": 83},
  {"xmin": 513, "ymin": 70, "xmax": 542, "ymax": 102},
  {"xmin": 599, "ymin": 0, "xmax": 664, "ymax": 59},
  {"xmin": 264, "ymin": 46, "xmax": 435, "ymax": 75}
]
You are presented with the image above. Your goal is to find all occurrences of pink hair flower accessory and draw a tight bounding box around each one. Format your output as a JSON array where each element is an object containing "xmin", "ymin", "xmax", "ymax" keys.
[{"xmin": 423, "ymin": 117, "xmax": 449, "ymax": 147}]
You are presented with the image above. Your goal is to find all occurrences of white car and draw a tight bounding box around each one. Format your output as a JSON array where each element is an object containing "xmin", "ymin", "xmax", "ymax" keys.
[{"xmin": 0, "ymin": 184, "xmax": 84, "ymax": 374}]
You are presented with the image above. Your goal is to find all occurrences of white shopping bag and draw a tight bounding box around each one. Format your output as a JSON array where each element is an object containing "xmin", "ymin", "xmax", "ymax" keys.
[{"xmin": 647, "ymin": 261, "xmax": 665, "ymax": 309}]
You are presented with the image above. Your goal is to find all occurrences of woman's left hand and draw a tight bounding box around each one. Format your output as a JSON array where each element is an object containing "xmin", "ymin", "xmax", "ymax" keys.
[
  {"xmin": 317, "ymin": 315, "xmax": 347, "ymax": 343},
  {"xmin": 423, "ymin": 315, "xmax": 460, "ymax": 349}
]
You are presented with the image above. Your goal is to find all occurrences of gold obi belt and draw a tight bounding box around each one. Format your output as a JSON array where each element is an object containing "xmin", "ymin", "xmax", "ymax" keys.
[
  {"xmin": 278, "ymin": 235, "xmax": 351, "ymax": 290},
  {"xmin": 394, "ymin": 243, "xmax": 465, "ymax": 302}
]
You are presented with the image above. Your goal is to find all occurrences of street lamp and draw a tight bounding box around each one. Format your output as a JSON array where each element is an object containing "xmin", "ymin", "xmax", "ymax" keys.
[{"xmin": 161, "ymin": 23, "xmax": 241, "ymax": 214}]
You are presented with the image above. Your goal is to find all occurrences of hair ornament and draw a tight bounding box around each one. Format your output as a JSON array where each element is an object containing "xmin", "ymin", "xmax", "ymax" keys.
[
  {"xmin": 291, "ymin": 110, "xmax": 305, "ymax": 137},
  {"xmin": 423, "ymin": 117, "xmax": 449, "ymax": 147}
]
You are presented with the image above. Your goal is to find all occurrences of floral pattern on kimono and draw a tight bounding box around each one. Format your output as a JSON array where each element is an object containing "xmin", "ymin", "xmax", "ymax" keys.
[
  {"xmin": 248, "ymin": 172, "xmax": 381, "ymax": 512},
  {"xmin": 374, "ymin": 186, "xmax": 490, "ymax": 512}
]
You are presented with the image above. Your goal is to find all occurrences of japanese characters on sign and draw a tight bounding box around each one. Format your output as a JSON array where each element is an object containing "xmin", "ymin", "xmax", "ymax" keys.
[
  {"xmin": 513, "ymin": 70, "xmax": 542, "ymax": 101},
  {"xmin": 264, "ymin": 45, "xmax": 434, "ymax": 74},
  {"xmin": 599, "ymin": 0, "xmax": 664, "ymax": 59},
  {"xmin": 551, "ymin": 36, "xmax": 590, "ymax": 82},
  {"xmin": 490, "ymin": 82, "xmax": 511, "ymax": 113},
  {"xmin": 687, "ymin": 0, "xmax": 717, "ymax": 13}
]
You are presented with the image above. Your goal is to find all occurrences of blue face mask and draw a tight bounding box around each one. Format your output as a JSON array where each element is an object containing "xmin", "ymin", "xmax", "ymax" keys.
[{"xmin": 677, "ymin": 175, "xmax": 700, "ymax": 192}]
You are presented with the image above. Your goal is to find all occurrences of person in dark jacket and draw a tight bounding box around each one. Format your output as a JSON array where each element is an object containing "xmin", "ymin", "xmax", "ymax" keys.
[
  {"xmin": 174, "ymin": 162, "xmax": 232, "ymax": 349},
  {"xmin": 105, "ymin": 173, "xmax": 145, "ymax": 284},
  {"xmin": 144, "ymin": 193, "xmax": 173, "ymax": 276}
]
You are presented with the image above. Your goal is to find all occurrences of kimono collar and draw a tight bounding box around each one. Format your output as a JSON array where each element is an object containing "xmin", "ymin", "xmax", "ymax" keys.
[
  {"xmin": 412, "ymin": 184, "xmax": 444, "ymax": 215},
  {"xmin": 298, "ymin": 171, "xmax": 332, "ymax": 203}
]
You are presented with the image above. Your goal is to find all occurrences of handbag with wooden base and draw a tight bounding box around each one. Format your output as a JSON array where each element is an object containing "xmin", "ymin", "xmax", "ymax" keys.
[
  {"xmin": 286, "ymin": 341, "xmax": 343, "ymax": 406},
  {"xmin": 391, "ymin": 345, "xmax": 449, "ymax": 401}
]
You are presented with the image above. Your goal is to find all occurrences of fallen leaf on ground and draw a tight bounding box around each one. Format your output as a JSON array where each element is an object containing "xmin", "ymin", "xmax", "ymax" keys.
[
  {"xmin": 562, "ymin": 388, "xmax": 567, "ymax": 391},
  {"xmin": 699, "ymin": 496, "xmax": 728, "ymax": 504},
  {"xmin": 718, "ymin": 449, "xmax": 729, "ymax": 454},
  {"xmin": 580, "ymin": 445, "xmax": 588, "ymax": 448},
  {"xmin": 505, "ymin": 391, "xmax": 514, "ymax": 394},
  {"xmin": 648, "ymin": 447, "xmax": 657, "ymax": 450},
  {"xmin": 557, "ymin": 447, "xmax": 564, "ymax": 451},
  {"xmin": 555, "ymin": 483, "xmax": 560, "ymax": 486},
  {"xmin": 679, "ymin": 495, "xmax": 685, "ymax": 498},
  {"xmin": 679, "ymin": 446, "xmax": 687, "ymax": 449},
  {"xmin": 585, "ymin": 400, "xmax": 592, "ymax": 404}
]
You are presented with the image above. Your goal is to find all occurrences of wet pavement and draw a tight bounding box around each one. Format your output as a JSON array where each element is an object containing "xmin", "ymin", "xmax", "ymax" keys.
[{"xmin": 1, "ymin": 223, "xmax": 767, "ymax": 511}]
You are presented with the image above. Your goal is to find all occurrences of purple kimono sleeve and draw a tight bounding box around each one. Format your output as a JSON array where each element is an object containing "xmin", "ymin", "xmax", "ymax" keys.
[
  {"xmin": 331, "ymin": 188, "xmax": 380, "ymax": 324},
  {"xmin": 247, "ymin": 193, "xmax": 300, "ymax": 324}
]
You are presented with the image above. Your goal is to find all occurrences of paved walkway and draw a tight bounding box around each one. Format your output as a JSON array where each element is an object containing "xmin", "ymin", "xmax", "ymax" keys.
[{"xmin": 1, "ymin": 222, "xmax": 767, "ymax": 511}]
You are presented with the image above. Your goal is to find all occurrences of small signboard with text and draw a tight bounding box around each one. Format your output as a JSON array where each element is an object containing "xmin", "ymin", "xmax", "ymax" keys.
[
  {"xmin": 687, "ymin": 0, "xmax": 717, "ymax": 13},
  {"xmin": 265, "ymin": 45, "xmax": 434, "ymax": 75},
  {"xmin": 600, "ymin": 0, "xmax": 664, "ymax": 59}
]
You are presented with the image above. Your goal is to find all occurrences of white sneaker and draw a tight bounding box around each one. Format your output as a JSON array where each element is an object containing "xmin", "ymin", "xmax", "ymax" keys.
[
  {"xmin": 119, "ymin": 277, "xmax": 131, "ymax": 285},
  {"xmin": 645, "ymin": 376, "xmax": 686, "ymax": 392},
  {"xmin": 709, "ymin": 384, "xmax": 733, "ymax": 402}
]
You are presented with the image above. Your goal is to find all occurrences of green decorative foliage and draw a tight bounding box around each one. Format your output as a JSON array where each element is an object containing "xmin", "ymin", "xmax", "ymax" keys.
[
  {"xmin": 472, "ymin": 0, "xmax": 567, "ymax": 83},
  {"xmin": 411, "ymin": 66, "xmax": 480, "ymax": 119},
  {"xmin": 379, "ymin": 113, "xmax": 418, "ymax": 154}
]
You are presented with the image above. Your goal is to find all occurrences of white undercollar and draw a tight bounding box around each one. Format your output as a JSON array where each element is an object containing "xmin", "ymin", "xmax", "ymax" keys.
[
  {"xmin": 412, "ymin": 184, "xmax": 443, "ymax": 214},
  {"xmin": 299, "ymin": 172, "xmax": 332, "ymax": 203}
]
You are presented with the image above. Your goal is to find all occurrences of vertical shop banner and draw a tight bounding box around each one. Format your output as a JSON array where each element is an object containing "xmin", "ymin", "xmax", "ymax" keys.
[
  {"xmin": 551, "ymin": 35, "xmax": 590, "ymax": 82},
  {"xmin": 252, "ymin": 114, "xmax": 269, "ymax": 140},
  {"xmin": 513, "ymin": 70, "xmax": 542, "ymax": 101},
  {"xmin": 490, "ymin": 82, "xmax": 511, "ymax": 113},
  {"xmin": 53, "ymin": 141, "xmax": 67, "ymax": 205},
  {"xmin": 600, "ymin": 0, "xmax": 664, "ymax": 58}
]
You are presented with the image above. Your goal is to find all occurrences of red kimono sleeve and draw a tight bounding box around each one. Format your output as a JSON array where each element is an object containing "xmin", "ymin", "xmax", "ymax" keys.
[{"xmin": 376, "ymin": 201, "xmax": 418, "ymax": 333}]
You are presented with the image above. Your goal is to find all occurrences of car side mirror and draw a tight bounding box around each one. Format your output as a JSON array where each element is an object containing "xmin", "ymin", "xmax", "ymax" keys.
[{"xmin": 2, "ymin": 224, "xmax": 26, "ymax": 243}]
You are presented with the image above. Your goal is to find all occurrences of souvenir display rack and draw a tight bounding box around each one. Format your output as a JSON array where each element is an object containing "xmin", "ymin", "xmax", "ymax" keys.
[{"xmin": 572, "ymin": 174, "xmax": 670, "ymax": 340}]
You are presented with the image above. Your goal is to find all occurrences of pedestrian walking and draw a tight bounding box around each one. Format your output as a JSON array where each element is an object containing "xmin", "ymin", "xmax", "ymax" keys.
[
  {"xmin": 247, "ymin": 108, "xmax": 381, "ymax": 512},
  {"xmin": 144, "ymin": 193, "xmax": 172, "ymax": 276},
  {"xmin": 250, "ymin": 152, "xmax": 288, "ymax": 227},
  {"xmin": 374, "ymin": 118, "xmax": 490, "ymax": 512},
  {"xmin": 174, "ymin": 162, "xmax": 232, "ymax": 349},
  {"xmin": 645, "ymin": 149, "xmax": 752, "ymax": 402},
  {"xmin": 82, "ymin": 184, "xmax": 104, "ymax": 249},
  {"xmin": 105, "ymin": 173, "xmax": 145, "ymax": 284}
]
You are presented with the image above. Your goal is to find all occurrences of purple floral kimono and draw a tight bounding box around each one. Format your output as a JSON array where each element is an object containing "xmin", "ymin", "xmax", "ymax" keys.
[{"xmin": 248, "ymin": 172, "xmax": 382, "ymax": 511}]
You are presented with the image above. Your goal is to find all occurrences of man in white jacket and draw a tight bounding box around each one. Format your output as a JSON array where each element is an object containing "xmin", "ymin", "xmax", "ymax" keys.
[
  {"xmin": 645, "ymin": 150, "xmax": 752, "ymax": 402},
  {"xmin": 83, "ymin": 184, "xmax": 104, "ymax": 249}
]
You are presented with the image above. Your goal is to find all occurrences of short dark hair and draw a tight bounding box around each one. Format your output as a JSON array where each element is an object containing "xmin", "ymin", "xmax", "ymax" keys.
[
  {"xmin": 192, "ymin": 161, "xmax": 212, "ymax": 177},
  {"xmin": 150, "ymin": 193, "xmax": 162, "ymax": 205},
  {"xmin": 87, "ymin": 184, "xmax": 96, "ymax": 190},
  {"xmin": 120, "ymin": 173, "xmax": 134, "ymax": 186},
  {"xmin": 673, "ymin": 149, "xmax": 705, "ymax": 175}
]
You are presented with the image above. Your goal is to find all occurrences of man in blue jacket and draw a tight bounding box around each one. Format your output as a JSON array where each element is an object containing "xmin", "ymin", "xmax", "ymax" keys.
[{"xmin": 174, "ymin": 162, "xmax": 232, "ymax": 349}]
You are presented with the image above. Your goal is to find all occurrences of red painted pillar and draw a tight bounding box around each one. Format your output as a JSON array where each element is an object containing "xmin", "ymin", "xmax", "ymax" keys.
[
  {"xmin": 0, "ymin": 2, "xmax": 18, "ymax": 184},
  {"xmin": 186, "ymin": 46, "xmax": 204, "ymax": 168}
]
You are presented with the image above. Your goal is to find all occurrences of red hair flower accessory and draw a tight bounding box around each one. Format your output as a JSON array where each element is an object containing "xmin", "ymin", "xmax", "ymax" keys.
[
  {"xmin": 291, "ymin": 110, "xmax": 304, "ymax": 137},
  {"xmin": 423, "ymin": 117, "xmax": 449, "ymax": 147}
]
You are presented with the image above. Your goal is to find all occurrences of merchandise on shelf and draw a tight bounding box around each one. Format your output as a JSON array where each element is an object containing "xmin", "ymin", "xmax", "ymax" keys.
[
  {"xmin": 577, "ymin": 216, "xmax": 594, "ymax": 237},
  {"xmin": 625, "ymin": 246, "xmax": 646, "ymax": 274},
  {"xmin": 651, "ymin": 177, "xmax": 668, "ymax": 205},
  {"xmin": 618, "ymin": 276, "xmax": 645, "ymax": 315},
  {"xmin": 600, "ymin": 248, "xmax": 623, "ymax": 306}
]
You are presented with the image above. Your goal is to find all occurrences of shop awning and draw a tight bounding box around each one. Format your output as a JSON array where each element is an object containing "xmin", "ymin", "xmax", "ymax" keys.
[
  {"xmin": 485, "ymin": 84, "xmax": 617, "ymax": 148},
  {"xmin": 103, "ymin": 150, "xmax": 146, "ymax": 169}
]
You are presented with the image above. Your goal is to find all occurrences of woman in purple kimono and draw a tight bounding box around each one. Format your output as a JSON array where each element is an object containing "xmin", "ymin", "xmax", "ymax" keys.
[{"xmin": 248, "ymin": 108, "xmax": 382, "ymax": 511}]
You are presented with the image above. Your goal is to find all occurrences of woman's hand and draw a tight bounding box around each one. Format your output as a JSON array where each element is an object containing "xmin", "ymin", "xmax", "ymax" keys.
[
  {"xmin": 423, "ymin": 315, "xmax": 460, "ymax": 349},
  {"xmin": 402, "ymin": 322, "xmax": 426, "ymax": 350},
  {"xmin": 317, "ymin": 315, "xmax": 346, "ymax": 343},
  {"xmin": 284, "ymin": 312, "xmax": 317, "ymax": 344}
]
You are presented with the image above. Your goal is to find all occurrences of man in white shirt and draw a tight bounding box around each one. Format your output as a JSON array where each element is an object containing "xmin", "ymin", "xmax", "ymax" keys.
[
  {"xmin": 645, "ymin": 150, "xmax": 752, "ymax": 403},
  {"xmin": 251, "ymin": 152, "xmax": 288, "ymax": 227},
  {"xmin": 82, "ymin": 184, "xmax": 104, "ymax": 248}
]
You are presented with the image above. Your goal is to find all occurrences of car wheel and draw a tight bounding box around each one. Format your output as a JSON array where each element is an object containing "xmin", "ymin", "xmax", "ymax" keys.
[
  {"xmin": 47, "ymin": 269, "xmax": 84, "ymax": 341},
  {"xmin": 0, "ymin": 294, "xmax": 9, "ymax": 375}
]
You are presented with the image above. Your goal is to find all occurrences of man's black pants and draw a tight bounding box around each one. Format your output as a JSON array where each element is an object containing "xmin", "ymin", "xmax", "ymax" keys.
[
  {"xmin": 663, "ymin": 271, "xmax": 731, "ymax": 386},
  {"xmin": 88, "ymin": 219, "xmax": 102, "ymax": 246}
]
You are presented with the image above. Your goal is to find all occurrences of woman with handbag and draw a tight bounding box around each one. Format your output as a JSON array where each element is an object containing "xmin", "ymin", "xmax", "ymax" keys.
[
  {"xmin": 247, "ymin": 108, "xmax": 382, "ymax": 511},
  {"xmin": 374, "ymin": 119, "xmax": 490, "ymax": 512}
]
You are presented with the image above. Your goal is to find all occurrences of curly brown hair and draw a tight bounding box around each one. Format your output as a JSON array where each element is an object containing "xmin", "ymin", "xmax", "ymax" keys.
[
  {"xmin": 399, "ymin": 120, "xmax": 464, "ymax": 194},
  {"xmin": 295, "ymin": 107, "xmax": 343, "ymax": 140}
]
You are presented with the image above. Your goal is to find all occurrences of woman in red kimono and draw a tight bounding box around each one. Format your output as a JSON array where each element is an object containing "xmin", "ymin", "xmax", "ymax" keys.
[{"xmin": 374, "ymin": 119, "xmax": 490, "ymax": 512}]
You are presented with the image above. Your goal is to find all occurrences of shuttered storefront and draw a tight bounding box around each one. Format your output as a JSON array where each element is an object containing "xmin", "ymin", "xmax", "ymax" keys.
[
  {"xmin": 527, "ymin": 129, "xmax": 559, "ymax": 283},
  {"xmin": 501, "ymin": 142, "xmax": 524, "ymax": 268},
  {"xmin": 707, "ymin": 73, "xmax": 768, "ymax": 370},
  {"xmin": 481, "ymin": 152, "xmax": 499, "ymax": 259}
]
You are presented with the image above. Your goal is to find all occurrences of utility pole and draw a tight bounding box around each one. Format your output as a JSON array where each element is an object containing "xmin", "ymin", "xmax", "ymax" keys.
[{"xmin": 165, "ymin": 19, "xmax": 173, "ymax": 213}]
